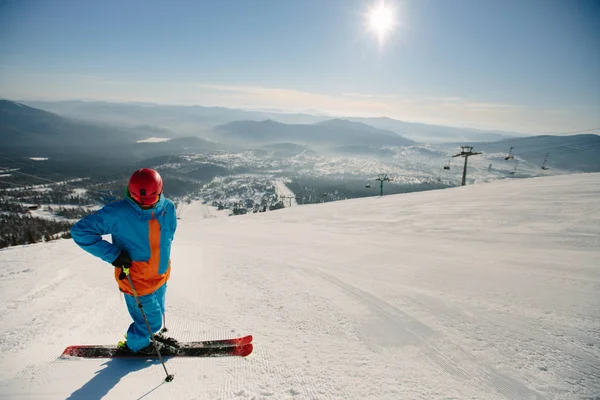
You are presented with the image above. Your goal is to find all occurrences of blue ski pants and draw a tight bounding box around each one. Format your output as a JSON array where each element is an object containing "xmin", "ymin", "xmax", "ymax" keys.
[{"xmin": 123, "ymin": 283, "xmax": 166, "ymax": 352}]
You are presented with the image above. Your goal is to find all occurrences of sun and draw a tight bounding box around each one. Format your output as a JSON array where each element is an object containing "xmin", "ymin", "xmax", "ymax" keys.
[{"xmin": 366, "ymin": 1, "xmax": 397, "ymax": 45}]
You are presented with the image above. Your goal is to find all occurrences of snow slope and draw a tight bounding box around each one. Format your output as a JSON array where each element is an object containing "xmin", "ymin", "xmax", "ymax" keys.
[{"xmin": 1, "ymin": 173, "xmax": 599, "ymax": 399}]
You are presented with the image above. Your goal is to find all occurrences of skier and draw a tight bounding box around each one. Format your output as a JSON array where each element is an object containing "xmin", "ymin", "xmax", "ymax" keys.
[{"xmin": 71, "ymin": 168, "xmax": 177, "ymax": 354}]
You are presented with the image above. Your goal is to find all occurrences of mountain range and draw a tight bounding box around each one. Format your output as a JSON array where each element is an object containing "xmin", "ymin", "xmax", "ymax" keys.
[
  {"xmin": 0, "ymin": 100, "xmax": 217, "ymax": 166},
  {"xmin": 212, "ymin": 118, "xmax": 414, "ymax": 148},
  {"xmin": 22, "ymin": 100, "xmax": 523, "ymax": 143},
  {"xmin": 2, "ymin": 99, "xmax": 599, "ymax": 173}
]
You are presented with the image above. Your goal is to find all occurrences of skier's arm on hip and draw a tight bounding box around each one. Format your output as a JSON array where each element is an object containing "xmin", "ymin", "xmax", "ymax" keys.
[{"xmin": 71, "ymin": 206, "xmax": 121, "ymax": 263}]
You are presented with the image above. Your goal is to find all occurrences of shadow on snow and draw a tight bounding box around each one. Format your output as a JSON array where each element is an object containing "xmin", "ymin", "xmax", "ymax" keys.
[{"xmin": 66, "ymin": 358, "xmax": 167, "ymax": 400}]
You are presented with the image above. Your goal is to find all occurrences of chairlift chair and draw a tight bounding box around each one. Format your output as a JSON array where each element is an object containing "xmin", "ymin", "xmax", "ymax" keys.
[
  {"xmin": 541, "ymin": 153, "xmax": 550, "ymax": 170},
  {"xmin": 505, "ymin": 147, "xmax": 515, "ymax": 160},
  {"xmin": 443, "ymin": 157, "xmax": 451, "ymax": 170}
]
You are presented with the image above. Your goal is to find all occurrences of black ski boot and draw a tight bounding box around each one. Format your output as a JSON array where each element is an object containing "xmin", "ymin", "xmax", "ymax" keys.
[{"xmin": 154, "ymin": 328, "xmax": 180, "ymax": 348}]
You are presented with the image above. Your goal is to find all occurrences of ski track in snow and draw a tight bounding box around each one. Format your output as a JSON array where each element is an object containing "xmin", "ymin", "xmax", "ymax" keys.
[
  {"xmin": 0, "ymin": 173, "xmax": 599, "ymax": 399},
  {"xmin": 298, "ymin": 267, "xmax": 543, "ymax": 400},
  {"xmin": 214, "ymin": 247, "xmax": 543, "ymax": 400}
]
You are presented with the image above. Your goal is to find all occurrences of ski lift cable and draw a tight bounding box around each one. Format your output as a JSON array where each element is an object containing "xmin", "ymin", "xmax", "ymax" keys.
[
  {"xmin": 532, "ymin": 138, "xmax": 600, "ymax": 151},
  {"xmin": 517, "ymin": 147, "xmax": 600, "ymax": 161},
  {"xmin": 496, "ymin": 136, "xmax": 600, "ymax": 158},
  {"xmin": 504, "ymin": 139, "xmax": 600, "ymax": 159},
  {"xmin": 542, "ymin": 143, "xmax": 600, "ymax": 157},
  {"xmin": 0, "ymin": 173, "xmax": 81, "ymax": 197},
  {"xmin": 3, "ymin": 171, "xmax": 94, "ymax": 196},
  {"xmin": 514, "ymin": 137, "xmax": 600, "ymax": 154},
  {"xmin": 514, "ymin": 142, "xmax": 600, "ymax": 158},
  {"xmin": 495, "ymin": 138, "xmax": 598, "ymax": 156},
  {"xmin": 507, "ymin": 145, "xmax": 600, "ymax": 171},
  {"xmin": 7, "ymin": 169, "xmax": 65, "ymax": 185},
  {"xmin": 0, "ymin": 179, "xmax": 28, "ymax": 188},
  {"xmin": 0, "ymin": 154, "xmax": 86, "ymax": 189},
  {"xmin": 0, "ymin": 169, "xmax": 109, "ymax": 197},
  {"xmin": 0, "ymin": 154, "xmax": 118, "ymax": 196},
  {"xmin": 0, "ymin": 152, "xmax": 73, "ymax": 180},
  {"xmin": 508, "ymin": 137, "xmax": 600, "ymax": 156},
  {"xmin": 513, "ymin": 147, "xmax": 591, "ymax": 160},
  {"xmin": 0, "ymin": 153, "xmax": 95, "ymax": 187},
  {"xmin": 491, "ymin": 127, "xmax": 600, "ymax": 146},
  {"xmin": 0, "ymin": 182, "xmax": 79, "ymax": 206}
]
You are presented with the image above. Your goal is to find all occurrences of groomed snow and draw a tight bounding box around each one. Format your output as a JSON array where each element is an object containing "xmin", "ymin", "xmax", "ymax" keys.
[{"xmin": 0, "ymin": 173, "xmax": 599, "ymax": 399}]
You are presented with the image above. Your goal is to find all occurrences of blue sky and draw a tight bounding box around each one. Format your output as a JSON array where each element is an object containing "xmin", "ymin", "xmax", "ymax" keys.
[{"xmin": 0, "ymin": 0, "xmax": 598, "ymax": 133}]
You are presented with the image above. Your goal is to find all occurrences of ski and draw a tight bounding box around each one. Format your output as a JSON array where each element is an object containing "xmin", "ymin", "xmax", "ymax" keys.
[
  {"xmin": 61, "ymin": 343, "xmax": 253, "ymax": 358},
  {"xmin": 154, "ymin": 334, "xmax": 253, "ymax": 349}
]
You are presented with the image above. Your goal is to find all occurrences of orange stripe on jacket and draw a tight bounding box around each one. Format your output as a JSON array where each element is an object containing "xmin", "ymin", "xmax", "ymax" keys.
[{"xmin": 115, "ymin": 213, "xmax": 171, "ymax": 296}]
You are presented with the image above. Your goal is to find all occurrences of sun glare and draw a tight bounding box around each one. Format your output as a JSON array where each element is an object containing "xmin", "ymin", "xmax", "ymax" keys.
[{"xmin": 366, "ymin": 1, "xmax": 397, "ymax": 45}]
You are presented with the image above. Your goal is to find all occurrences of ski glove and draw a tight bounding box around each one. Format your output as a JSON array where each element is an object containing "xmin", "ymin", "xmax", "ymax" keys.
[{"xmin": 111, "ymin": 250, "xmax": 132, "ymax": 280}]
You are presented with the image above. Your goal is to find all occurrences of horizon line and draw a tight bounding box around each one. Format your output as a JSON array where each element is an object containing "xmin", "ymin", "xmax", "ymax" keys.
[{"xmin": 3, "ymin": 97, "xmax": 600, "ymax": 138}]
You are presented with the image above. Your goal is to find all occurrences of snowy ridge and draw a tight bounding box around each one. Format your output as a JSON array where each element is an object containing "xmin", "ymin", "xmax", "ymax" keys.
[{"xmin": 1, "ymin": 173, "xmax": 599, "ymax": 399}]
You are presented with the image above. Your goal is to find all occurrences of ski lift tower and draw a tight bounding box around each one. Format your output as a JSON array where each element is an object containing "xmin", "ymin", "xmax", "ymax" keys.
[
  {"xmin": 375, "ymin": 174, "xmax": 392, "ymax": 196},
  {"xmin": 279, "ymin": 195, "xmax": 295, "ymax": 207},
  {"xmin": 452, "ymin": 146, "xmax": 481, "ymax": 186}
]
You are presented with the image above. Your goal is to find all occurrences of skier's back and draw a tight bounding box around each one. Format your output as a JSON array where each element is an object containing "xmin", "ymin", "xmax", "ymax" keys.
[{"xmin": 71, "ymin": 168, "xmax": 177, "ymax": 353}]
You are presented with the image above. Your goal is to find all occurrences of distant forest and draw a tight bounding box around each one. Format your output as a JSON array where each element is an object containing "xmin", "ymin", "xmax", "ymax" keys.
[
  {"xmin": 0, "ymin": 214, "xmax": 73, "ymax": 249},
  {"xmin": 0, "ymin": 155, "xmax": 208, "ymax": 249}
]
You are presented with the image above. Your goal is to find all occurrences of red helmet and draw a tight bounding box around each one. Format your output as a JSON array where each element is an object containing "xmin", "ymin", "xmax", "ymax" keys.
[{"xmin": 128, "ymin": 168, "xmax": 163, "ymax": 206}]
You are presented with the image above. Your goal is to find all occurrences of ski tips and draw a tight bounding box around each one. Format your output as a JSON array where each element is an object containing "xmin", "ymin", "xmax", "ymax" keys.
[
  {"xmin": 61, "ymin": 345, "xmax": 84, "ymax": 358},
  {"xmin": 234, "ymin": 343, "xmax": 253, "ymax": 357},
  {"xmin": 233, "ymin": 335, "xmax": 253, "ymax": 346}
]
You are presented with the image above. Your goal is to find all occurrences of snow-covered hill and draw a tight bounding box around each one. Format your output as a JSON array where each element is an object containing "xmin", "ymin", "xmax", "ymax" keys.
[{"xmin": 1, "ymin": 173, "xmax": 599, "ymax": 399}]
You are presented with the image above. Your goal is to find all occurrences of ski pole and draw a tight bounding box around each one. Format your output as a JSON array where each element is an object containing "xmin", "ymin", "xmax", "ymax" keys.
[{"xmin": 123, "ymin": 267, "xmax": 174, "ymax": 382}]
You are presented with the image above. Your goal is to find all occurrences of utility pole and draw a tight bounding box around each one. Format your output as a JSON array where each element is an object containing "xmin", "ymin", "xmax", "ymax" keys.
[
  {"xmin": 452, "ymin": 146, "xmax": 481, "ymax": 186},
  {"xmin": 375, "ymin": 174, "xmax": 392, "ymax": 196}
]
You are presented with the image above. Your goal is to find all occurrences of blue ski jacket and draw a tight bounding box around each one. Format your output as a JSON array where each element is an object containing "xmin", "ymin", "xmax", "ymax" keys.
[{"xmin": 71, "ymin": 194, "xmax": 177, "ymax": 296}]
